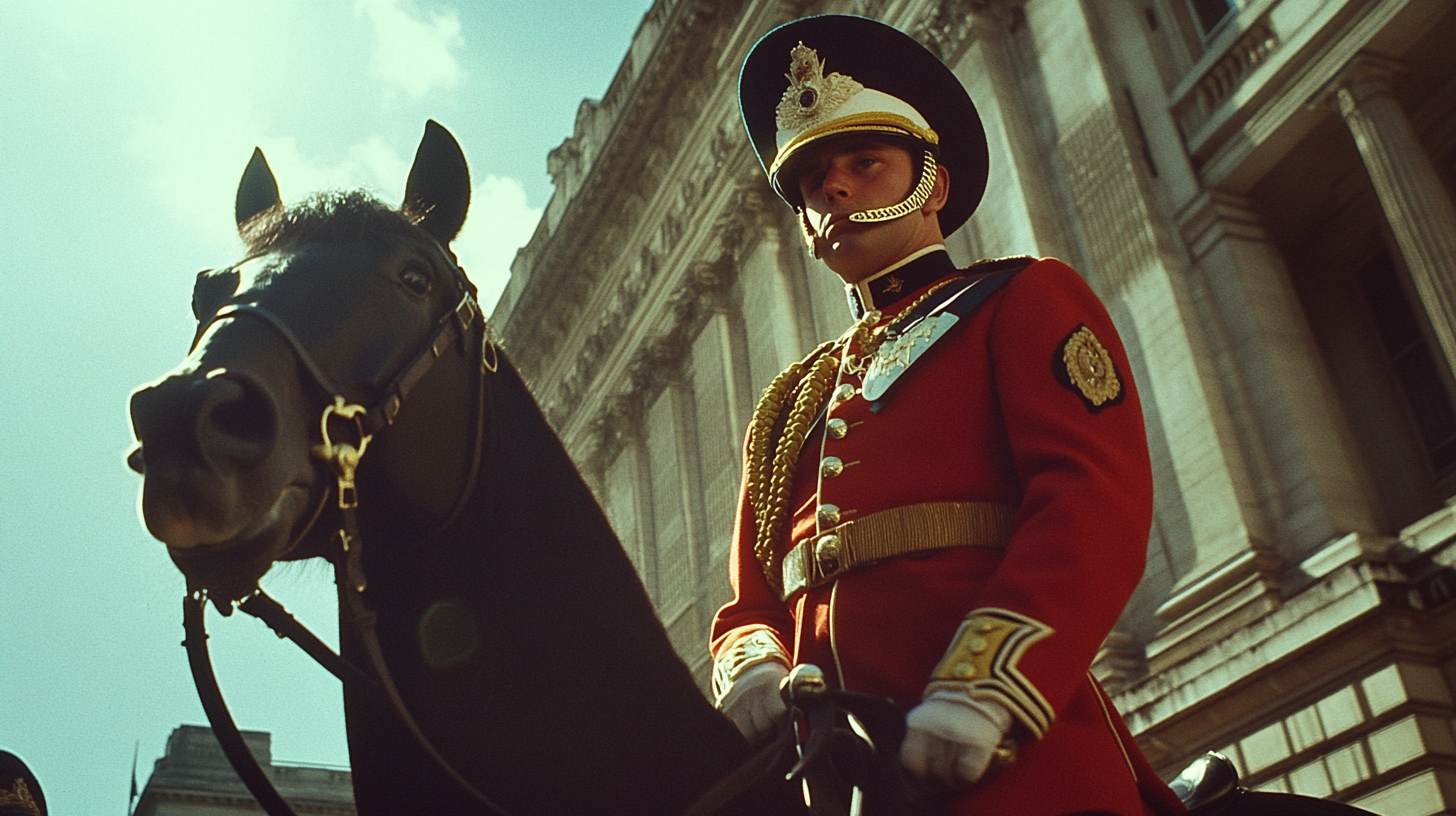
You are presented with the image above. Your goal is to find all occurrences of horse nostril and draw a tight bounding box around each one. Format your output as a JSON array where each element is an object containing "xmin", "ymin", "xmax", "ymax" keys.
[{"xmin": 194, "ymin": 372, "xmax": 278, "ymax": 469}]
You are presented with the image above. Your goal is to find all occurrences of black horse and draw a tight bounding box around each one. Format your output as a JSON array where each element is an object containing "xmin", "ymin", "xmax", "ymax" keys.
[
  {"xmin": 127, "ymin": 122, "xmax": 1372, "ymax": 816},
  {"xmin": 127, "ymin": 121, "xmax": 800, "ymax": 816}
]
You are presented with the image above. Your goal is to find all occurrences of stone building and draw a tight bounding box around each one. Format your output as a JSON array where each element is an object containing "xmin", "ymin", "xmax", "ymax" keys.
[
  {"xmin": 134, "ymin": 726, "xmax": 355, "ymax": 815},
  {"xmin": 489, "ymin": 0, "xmax": 1456, "ymax": 813}
]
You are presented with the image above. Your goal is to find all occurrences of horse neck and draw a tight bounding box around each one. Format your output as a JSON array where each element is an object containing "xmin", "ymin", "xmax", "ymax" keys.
[{"xmin": 346, "ymin": 351, "xmax": 755, "ymax": 815}]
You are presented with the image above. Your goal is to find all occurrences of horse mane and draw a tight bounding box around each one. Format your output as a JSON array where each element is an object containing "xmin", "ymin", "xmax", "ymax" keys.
[{"xmin": 241, "ymin": 191, "xmax": 436, "ymax": 256}]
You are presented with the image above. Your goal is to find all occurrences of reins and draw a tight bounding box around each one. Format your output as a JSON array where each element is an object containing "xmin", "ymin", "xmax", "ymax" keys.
[
  {"xmin": 183, "ymin": 252, "xmax": 515, "ymax": 816},
  {"xmin": 181, "ymin": 250, "xmax": 778, "ymax": 816}
]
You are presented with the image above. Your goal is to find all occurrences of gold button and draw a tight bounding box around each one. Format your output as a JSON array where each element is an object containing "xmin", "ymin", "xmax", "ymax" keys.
[
  {"xmin": 833, "ymin": 383, "xmax": 856, "ymax": 403},
  {"xmin": 975, "ymin": 619, "xmax": 995, "ymax": 634},
  {"xmin": 815, "ymin": 534, "xmax": 841, "ymax": 574},
  {"xmin": 969, "ymin": 637, "xmax": 988, "ymax": 653},
  {"xmin": 954, "ymin": 662, "xmax": 976, "ymax": 678},
  {"xmin": 817, "ymin": 504, "xmax": 841, "ymax": 527},
  {"xmin": 827, "ymin": 418, "xmax": 849, "ymax": 439},
  {"xmin": 820, "ymin": 456, "xmax": 844, "ymax": 479}
]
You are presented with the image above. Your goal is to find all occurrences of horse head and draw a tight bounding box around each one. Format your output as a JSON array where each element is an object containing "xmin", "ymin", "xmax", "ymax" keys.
[
  {"xmin": 127, "ymin": 122, "xmax": 805, "ymax": 816},
  {"xmin": 128, "ymin": 121, "xmax": 480, "ymax": 602}
]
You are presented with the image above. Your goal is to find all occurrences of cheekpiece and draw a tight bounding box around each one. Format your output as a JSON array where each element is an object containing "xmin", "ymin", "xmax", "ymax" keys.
[{"xmin": 776, "ymin": 43, "xmax": 864, "ymax": 132}]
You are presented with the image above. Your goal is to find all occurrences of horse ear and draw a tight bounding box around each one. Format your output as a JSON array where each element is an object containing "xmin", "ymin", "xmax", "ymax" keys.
[
  {"xmin": 236, "ymin": 148, "xmax": 282, "ymax": 231},
  {"xmin": 403, "ymin": 120, "xmax": 471, "ymax": 244}
]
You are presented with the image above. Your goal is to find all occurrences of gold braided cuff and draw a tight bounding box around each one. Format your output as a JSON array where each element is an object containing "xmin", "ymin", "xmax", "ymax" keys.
[
  {"xmin": 927, "ymin": 608, "xmax": 1056, "ymax": 739},
  {"xmin": 712, "ymin": 628, "xmax": 790, "ymax": 706}
]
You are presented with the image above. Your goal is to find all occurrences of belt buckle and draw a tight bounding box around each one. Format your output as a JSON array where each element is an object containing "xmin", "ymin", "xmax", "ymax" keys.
[{"xmin": 813, "ymin": 533, "xmax": 842, "ymax": 580}]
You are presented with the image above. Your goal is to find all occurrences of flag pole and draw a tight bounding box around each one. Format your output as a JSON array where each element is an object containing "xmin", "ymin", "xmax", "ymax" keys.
[{"xmin": 128, "ymin": 740, "xmax": 139, "ymax": 815}]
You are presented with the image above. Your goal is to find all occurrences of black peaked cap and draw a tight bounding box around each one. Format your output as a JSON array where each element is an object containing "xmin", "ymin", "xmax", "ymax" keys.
[{"xmin": 739, "ymin": 15, "xmax": 989, "ymax": 236}]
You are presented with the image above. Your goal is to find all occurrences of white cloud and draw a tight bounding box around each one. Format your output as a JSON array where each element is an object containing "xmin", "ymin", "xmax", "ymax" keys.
[
  {"xmin": 48, "ymin": 1, "xmax": 454, "ymax": 250},
  {"xmin": 357, "ymin": 0, "xmax": 464, "ymax": 100},
  {"xmin": 130, "ymin": 124, "xmax": 412, "ymax": 251},
  {"xmin": 453, "ymin": 176, "xmax": 543, "ymax": 311}
]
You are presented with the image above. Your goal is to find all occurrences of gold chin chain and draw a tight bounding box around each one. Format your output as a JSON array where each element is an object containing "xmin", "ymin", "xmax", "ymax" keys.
[{"xmin": 747, "ymin": 274, "xmax": 966, "ymax": 592}]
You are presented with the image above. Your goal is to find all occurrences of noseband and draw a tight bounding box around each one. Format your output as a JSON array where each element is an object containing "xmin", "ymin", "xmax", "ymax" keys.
[{"xmin": 182, "ymin": 251, "xmax": 512, "ymax": 816}]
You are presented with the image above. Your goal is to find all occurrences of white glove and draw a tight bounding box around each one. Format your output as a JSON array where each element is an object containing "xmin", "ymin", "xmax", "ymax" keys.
[
  {"xmin": 900, "ymin": 690, "xmax": 1013, "ymax": 787},
  {"xmin": 717, "ymin": 661, "xmax": 790, "ymax": 742}
]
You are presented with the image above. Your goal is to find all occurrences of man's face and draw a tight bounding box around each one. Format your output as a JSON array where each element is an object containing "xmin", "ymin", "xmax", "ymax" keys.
[{"xmin": 792, "ymin": 135, "xmax": 946, "ymax": 283}]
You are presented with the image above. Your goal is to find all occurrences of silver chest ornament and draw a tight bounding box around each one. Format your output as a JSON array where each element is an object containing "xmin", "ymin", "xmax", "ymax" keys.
[{"xmin": 861, "ymin": 312, "xmax": 961, "ymax": 401}]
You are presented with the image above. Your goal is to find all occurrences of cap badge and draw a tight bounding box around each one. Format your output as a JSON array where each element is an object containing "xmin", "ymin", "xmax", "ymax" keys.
[{"xmin": 776, "ymin": 43, "xmax": 864, "ymax": 131}]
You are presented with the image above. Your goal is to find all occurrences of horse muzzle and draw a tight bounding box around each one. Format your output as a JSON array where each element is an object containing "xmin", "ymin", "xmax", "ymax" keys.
[{"xmin": 129, "ymin": 368, "xmax": 315, "ymax": 555}]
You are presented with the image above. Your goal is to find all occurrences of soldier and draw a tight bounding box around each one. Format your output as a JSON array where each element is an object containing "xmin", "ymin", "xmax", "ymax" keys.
[
  {"xmin": 0, "ymin": 751, "xmax": 45, "ymax": 816},
  {"xmin": 710, "ymin": 15, "xmax": 1186, "ymax": 816}
]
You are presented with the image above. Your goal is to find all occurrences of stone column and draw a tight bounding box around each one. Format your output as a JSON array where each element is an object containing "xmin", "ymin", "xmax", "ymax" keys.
[
  {"xmin": 966, "ymin": 0, "xmax": 1082, "ymax": 265},
  {"xmin": 1332, "ymin": 55, "xmax": 1456, "ymax": 377}
]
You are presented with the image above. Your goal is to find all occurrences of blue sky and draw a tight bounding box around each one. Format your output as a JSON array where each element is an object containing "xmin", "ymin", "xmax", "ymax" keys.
[{"xmin": 0, "ymin": 1, "xmax": 653, "ymax": 811}]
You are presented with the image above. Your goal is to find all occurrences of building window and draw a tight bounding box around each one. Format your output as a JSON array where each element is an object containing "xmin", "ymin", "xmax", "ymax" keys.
[
  {"xmin": 1186, "ymin": 0, "xmax": 1236, "ymax": 37},
  {"xmin": 1355, "ymin": 250, "xmax": 1456, "ymax": 476}
]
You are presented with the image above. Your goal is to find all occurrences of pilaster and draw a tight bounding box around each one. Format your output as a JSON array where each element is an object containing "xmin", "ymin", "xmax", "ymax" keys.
[
  {"xmin": 1012, "ymin": 0, "xmax": 1271, "ymax": 668},
  {"xmin": 1180, "ymin": 189, "xmax": 1382, "ymax": 560},
  {"xmin": 964, "ymin": 0, "xmax": 1081, "ymax": 264},
  {"xmin": 1329, "ymin": 54, "xmax": 1456, "ymax": 381}
]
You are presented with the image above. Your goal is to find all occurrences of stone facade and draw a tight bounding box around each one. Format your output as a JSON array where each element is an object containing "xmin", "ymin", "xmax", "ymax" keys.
[
  {"xmin": 134, "ymin": 726, "xmax": 355, "ymax": 815},
  {"xmin": 490, "ymin": 1, "xmax": 1456, "ymax": 813}
]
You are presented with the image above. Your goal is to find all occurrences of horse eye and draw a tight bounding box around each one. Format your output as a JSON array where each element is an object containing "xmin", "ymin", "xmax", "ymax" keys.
[{"xmin": 400, "ymin": 266, "xmax": 432, "ymax": 296}]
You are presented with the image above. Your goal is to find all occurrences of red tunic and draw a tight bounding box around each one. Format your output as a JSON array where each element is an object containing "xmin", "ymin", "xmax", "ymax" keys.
[{"xmin": 712, "ymin": 256, "xmax": 1185, "ymax": 816}]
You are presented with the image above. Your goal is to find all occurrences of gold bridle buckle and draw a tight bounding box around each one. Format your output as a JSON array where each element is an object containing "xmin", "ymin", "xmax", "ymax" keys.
[{"xmin": 312, "ymin": 396, "xmax": 373, "ymax": 509}]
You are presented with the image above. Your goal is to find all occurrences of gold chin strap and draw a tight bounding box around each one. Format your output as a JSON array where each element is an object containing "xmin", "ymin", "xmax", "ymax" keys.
[
  {"xmin": 848, "ymin": 150, "xmax": 937, "ymax": 223},
  {"xmin": 797, "ymin": 208, "xmax": 820, "ymax": 258},
  {"xmin": 797, "ymin": 149, "xmax": 936, "ymax": 257}
]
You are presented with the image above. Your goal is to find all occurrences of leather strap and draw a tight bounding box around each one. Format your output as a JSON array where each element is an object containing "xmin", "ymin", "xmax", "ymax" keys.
[
  {"xmin": 184, "ymin": 594, "xmax": 299, "ymax": 816},
  {"xmin": 334, "ymin": 505, "xmax": 513, "ymax": 815},
  {"xmin": 208, "ymin": 291, "xmax": 479, "ymax": 436},
  {"xmin": 679, "ymin": 725, "xmax": 796, "ymax": 816},
  {"xmin": 181, "ymin": 245, "xmax": 514, "ymax": 814},
  {"xmin": 238, "ymin": 592, "xmax": 382, "ymax": 697},
  {"xmin": 782, "ymin": 501, "xmax": 1016, "ymax": 600}
]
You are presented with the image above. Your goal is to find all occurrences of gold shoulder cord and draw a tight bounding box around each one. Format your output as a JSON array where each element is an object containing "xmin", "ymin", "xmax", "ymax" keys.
[
  {"xmin": 747, "ymin": 340, "xmax": 840, "ymax": 595},
  {"xmin": 746, "ymin": 279, "xmax": 963, "ymax": 594}
]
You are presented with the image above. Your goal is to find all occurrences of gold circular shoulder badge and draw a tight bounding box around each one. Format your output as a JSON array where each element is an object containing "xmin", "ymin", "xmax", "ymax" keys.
[{"xmin": 1059, "ymin": 325, "xmax": 1122, "ymax": 411}]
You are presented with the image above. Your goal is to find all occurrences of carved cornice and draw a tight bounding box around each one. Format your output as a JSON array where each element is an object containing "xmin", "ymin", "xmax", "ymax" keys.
[
  {"xmin": 501, "ymin": 0, "xmax": 749, "ymax": 369},
  {"xmin": 911, "ymin": 0, "xmax": 999, "ymax": 63},
  {"xmin": 585, "ymin": 393, "xmax": 643, "ymax": 473},
  {"xmin": 501, "ymin": 0, "xmax": 839, "ymax": 458}
]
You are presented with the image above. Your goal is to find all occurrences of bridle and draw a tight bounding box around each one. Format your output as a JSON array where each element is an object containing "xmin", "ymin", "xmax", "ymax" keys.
[
  {"xmin": 180, "ymin": 243, "xmax": 512, "ymax": 816},
  {"xmin": 176, "ymin": 242, "xmax": 790, "ymax": 816}
]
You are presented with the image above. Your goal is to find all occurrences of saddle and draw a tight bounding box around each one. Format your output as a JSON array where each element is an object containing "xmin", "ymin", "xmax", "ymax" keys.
[{"xmin": 783, "ymin": 670, "xmax": 1375, "ymax": 816}]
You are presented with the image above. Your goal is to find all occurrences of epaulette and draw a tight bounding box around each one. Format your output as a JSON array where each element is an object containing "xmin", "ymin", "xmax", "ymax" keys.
[{"xmin": 963, "ymin": 255, "xmax": 1037, "ymax": 276}]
